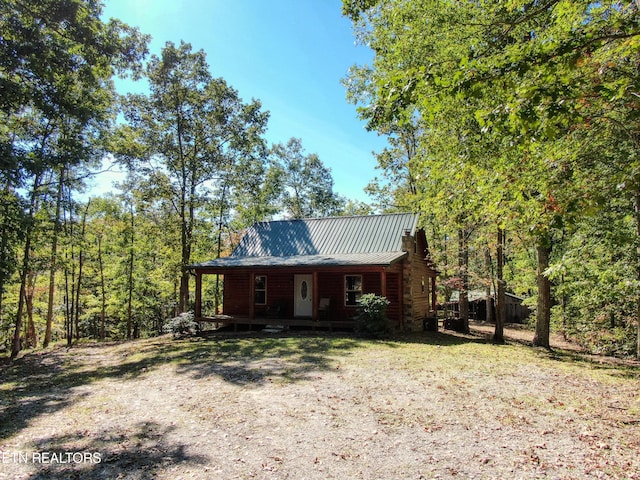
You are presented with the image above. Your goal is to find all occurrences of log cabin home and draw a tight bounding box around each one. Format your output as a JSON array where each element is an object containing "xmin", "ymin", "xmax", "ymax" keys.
[{"xmin": 190, "ymin": 212, "xmax": 438, "ymax": 331}]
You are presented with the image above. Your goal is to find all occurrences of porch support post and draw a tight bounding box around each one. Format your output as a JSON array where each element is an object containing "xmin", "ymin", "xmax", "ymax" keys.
[
  {"xmin": 249, "ymin": 272, "xmax": 255, "ymax": 321},
  {"xmin": 312, "ymin": 271, "xmax": 319, "ymax": 321},
  {"xmin": 195, "ymin": 271, "xmax": 202, "ymax": 321},
  {"xmin": 380, "ymin": 269, "xmax": 387, "ymax": 298},
  {"xmin": 398, "ymin": 270, "xmax": 404, "ymax": 330}
]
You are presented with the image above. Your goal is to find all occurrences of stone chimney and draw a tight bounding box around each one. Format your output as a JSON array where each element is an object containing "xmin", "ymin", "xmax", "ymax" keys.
[{"xmin": 401, "ymin": 229, "xmax": 414, "ymax": 253}]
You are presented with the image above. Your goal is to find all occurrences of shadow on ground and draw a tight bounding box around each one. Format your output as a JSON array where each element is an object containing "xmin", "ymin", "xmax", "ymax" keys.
[
  {"xmin": 4, "ymin": 326, "xmax": 636, "ymax": 449},
  {"xmin": 537, "ymin": 346, "xmax": 640, "ymax": 379},
  {"xmin": 25, "ymin": 420, "xmax": 208, "ymax": 480},
  {"xmin": 0, "ymin": 329, "xmax": 489, "ymax": 443},
  {"xmin": 467, "ymin": 321, "xmax": 640, "ymax": 378},
  {"xmin": 0, "ymin": 333, "xmax": 363, "ymax": 442},
  {"xmin": 0, "ymin": 345, "xmax": 169, "ymax": 443}
]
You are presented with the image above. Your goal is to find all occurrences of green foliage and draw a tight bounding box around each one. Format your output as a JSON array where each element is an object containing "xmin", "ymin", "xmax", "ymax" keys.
[
  {"xmin": 1, "ymin": 0, "xmax": 149, "ymax": 184},
  {"xmin": 0, "ymin": 191, "xmax": 26, "ymax": 295},
  {"xmin": 116, "ymin": 40, "xmax": 270, "ymax": 311},
  {"xmin": 0, "ymin": 2, "xmax": 359, "ymax": 354},
  {"xmin": 546, "ymin": 204, "xmax": 639, "ymax": 356},
  {"xmin": 343, "ymin": 0, "xmax": 640, "ymax": 355},
  {"xmin": 270, "ymin": 138, "xmax": 342, "ymax": 219},
  {"xmin": 1, "ymin": 0, "xmax": 148, "ymax": 357},
  {"xmin": 163, "ymin": 312, "xmax": 198, "ymax": 337},
  {"xmin": 1, "ymin": 5, "xmax": 353, "ymax": 351},
  {"xmin": 355, "ymin": 293, "xmax": 391, "ymax": 338}
]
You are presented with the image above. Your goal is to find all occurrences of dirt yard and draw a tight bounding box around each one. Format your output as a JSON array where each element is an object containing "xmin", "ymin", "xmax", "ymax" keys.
[{"xmin": 1, "ymin": 324, "xmax": 639, "ymax": 479}]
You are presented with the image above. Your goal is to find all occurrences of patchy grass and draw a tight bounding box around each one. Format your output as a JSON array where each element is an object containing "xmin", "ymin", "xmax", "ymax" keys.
[{"xmin": 1, "ymin": 328, "xmax": 639, "ymax": 479}]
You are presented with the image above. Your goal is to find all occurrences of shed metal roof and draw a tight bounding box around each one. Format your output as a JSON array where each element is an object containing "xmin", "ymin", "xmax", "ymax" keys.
[{"xmin": 193, "ymin": 213, "xmax": 419, "ymax": 269}]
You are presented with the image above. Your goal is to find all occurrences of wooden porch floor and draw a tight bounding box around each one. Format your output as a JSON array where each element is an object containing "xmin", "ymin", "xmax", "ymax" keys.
[{"xmin": 196, "ymin": 314, "xmax": 356, "ymax": 332}]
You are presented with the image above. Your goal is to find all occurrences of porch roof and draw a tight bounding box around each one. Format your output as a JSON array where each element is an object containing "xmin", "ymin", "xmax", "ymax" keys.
[{"xmin": 192, "ymin": 251, "xmax": 408, "ymax": 270}]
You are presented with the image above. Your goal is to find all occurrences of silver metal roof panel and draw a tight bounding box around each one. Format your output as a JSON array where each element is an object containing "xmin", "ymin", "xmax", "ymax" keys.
[
  {"xmin": 195, "ymin": 251, "xmax": 408, "ymax": 269},
  {"xmin": 232, "ymin": 213, "xmax": 418, "ymax": 258}
]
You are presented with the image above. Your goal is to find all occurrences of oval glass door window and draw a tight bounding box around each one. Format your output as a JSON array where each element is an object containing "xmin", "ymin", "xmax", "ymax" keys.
[{"xmin": 301, "ymin": 281, "xmax": 308, "ymax": 299}]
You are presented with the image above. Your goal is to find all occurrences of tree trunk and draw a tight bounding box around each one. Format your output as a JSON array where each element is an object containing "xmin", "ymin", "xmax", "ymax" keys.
[
  {"xmin": 484, "ymin": 247, "xmax": 494, "ymax": 324},
  {"xmin": 97, "ymin": 234, "xmax": 106, "ymax": 340},
  {"xmin": 64, "ymin": 253, "xmax": 73, "ymax": 347},
  {"xmin": 533, "ymin": 238, "xmax": 552, "ymax": 349},
  {"xmin": 64, "ymin": 190, "xmax": 75, "ymax": 348},
  {"xmin": 44, "ymin": 168, "xmax": 64, "ymax": 348},
  {"xmin": 11, "ymin": 174, "xmax": 41, "ymax": 360},
  {"xmin": 215, "ymin": 181, "xmax": 229, "ymax": 314},
  {"xmin": 74, "ymin": 201, "xmax": 89, "ymax": 341},
  {"xmin": 494, "ymin": 228, "xmax": 506, "ymax": 343},
  {"xmin": 458, "ymin": 229, "xmax": 470, "ymax": 333},
  {"xmin": 635, "ymin": 193, "xmax": 640, "ymax": 359},
  {"xmin": 178, "ymin": 197, "xmax": 191, "ymax": 313},
  {"xmin": 12, "ymin": 233, "xmax": 32, "ymax": 357},
  {"xmin": 179, "ymin": 163, "xmax": 198, "ymax": 314},
  {"xmin": 127, "ymin": 203, "xmax": 134, "ymax": 339},
  {"xmin": 177, "ymin": 109, "xmax": 190, "ymax": 314},
  {"xmin": 25, "ymin": 272, "xmax": 37, "ymax": 348},
  {"xmin": 179, "ymin": 263, "xmax": 189, "ymax": 313}
]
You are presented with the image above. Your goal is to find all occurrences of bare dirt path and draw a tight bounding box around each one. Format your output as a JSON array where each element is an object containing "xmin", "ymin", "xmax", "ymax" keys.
[
  {"xmin": 470, "ymin": 321, "xmax": 582, "ymax": 351},
  {"xmin": 1, "ymin": 327, "xmax": 639, "ymax": 479}
]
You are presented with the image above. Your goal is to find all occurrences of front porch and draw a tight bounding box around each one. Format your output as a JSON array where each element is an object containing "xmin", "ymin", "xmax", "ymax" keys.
[
  {"xmin": 192, "ymin": 267, "xmax": 406, "ymax": 328},
  {"xmin": 195, "ymin": 314, "xmax": 357, "ymax": 332}
]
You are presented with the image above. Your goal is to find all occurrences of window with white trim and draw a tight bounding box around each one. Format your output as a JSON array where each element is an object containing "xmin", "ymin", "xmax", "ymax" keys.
[
  {"xmin": 345, "ymin": 275, "xmax": 362, "ymax": 306},
  {"xmin": 254, "ymin": 275, "xmax": 267, "ymax": 305}
]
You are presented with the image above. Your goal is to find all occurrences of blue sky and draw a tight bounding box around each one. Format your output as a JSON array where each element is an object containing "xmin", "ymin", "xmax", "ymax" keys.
[{"xmin": 99, "ymin": 0, "xmax": 387, "ymax": 202}]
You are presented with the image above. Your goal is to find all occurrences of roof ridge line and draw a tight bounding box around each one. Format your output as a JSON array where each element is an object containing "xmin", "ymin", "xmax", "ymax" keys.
[{"xmin": 255, "ymin": 212, "xmax": 417, "ymax": 224}]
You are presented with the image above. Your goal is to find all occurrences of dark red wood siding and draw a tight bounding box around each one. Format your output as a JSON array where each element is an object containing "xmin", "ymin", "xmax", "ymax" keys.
[
  {"xmin": 385, "ymin": 272, "xmax": 401, "ymax": 328},
  {"xmin": 221, "ymin": 268, "xmax": 402, "ymax": 325}
]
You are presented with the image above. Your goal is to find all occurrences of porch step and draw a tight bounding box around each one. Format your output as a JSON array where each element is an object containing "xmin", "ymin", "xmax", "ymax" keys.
[{"xmin": 262, "ymin": 325, "xmax": 288, "ymax": 333}]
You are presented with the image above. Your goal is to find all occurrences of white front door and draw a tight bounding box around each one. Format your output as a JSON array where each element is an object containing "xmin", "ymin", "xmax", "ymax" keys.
[{"xmin": 294, "ymin": 274, "xmax": 313, "ymax": 317}]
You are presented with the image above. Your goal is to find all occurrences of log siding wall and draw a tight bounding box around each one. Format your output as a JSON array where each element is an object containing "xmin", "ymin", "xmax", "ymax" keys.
[{"xmin": 195, "ymin": 230, "xmax": 437, "ymax": 332}]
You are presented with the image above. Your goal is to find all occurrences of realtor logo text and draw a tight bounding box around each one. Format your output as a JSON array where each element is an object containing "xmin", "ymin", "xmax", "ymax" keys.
[{"xmin": 1, "ymin": 451, "xmax": 102, "ymax": 464}]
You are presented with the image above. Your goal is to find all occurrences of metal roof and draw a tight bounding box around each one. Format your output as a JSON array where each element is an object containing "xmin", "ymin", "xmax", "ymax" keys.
[
  {"xmin": 233, "ymin": 213, "xmax": 418, "ymax": 257},
  {"xmin": 195, "ymin": 252, "xmax": 408, "ymax": 269},
  {"xmin": 193, "ymin": 213, "xmax": 419, "ymax": 269}
]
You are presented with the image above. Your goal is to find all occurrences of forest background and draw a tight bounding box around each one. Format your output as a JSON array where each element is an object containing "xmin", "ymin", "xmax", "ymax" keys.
[{"xmin": 2, "ymin": 0, "xmax": 640, "ymax": 360}]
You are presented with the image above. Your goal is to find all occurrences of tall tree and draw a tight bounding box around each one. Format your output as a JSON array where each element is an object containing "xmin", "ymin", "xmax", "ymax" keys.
[
  {"xmin": 361, "ymin": 118, "xmax": 422, "ymax": 212},
  {"xmin": 118, "ymin": 41, "xmax": 269, "ymax": 313},
  {"xmin": 343, "ymin": 0, "xmax": 640, "ymax": 351},
  {"xmin": 270, "ymin": 138, "xmax": 341, "ymax": 219},
  {"xmin": 1, "ymin": 0, "xmax": 148, "ymax": 358},
  {"xmin": 43, "ymin": 167, "xmax": 65, "ymax": 348}
]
